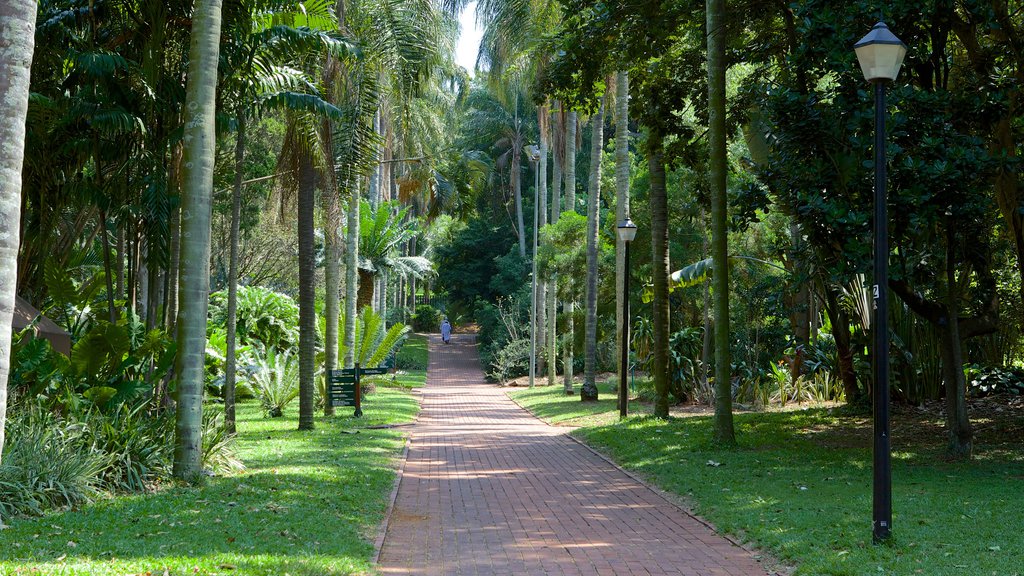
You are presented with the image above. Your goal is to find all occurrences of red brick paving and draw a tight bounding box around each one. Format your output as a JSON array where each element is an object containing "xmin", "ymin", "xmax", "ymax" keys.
[{"xmin": 377, "ymin": 334, "xmax": 771, "ymax": 576}]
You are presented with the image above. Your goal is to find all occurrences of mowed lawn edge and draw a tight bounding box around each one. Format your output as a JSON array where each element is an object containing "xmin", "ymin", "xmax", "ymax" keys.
[
  {"xmin": 508, "ymin": 384, "xmax": 1024, "ymax": 576},
  {"xmin": 0, "ymin": 355, "xmax": 426, "ymax": 576}
]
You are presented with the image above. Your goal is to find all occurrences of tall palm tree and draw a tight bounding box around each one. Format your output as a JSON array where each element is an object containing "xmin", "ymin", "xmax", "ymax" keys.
[
  {"xmin": 547, "ymin": 104, "xmax": 563, "ymax": 385},
  {"xmin": 562, "ymin": 109, "xmax": 577, "ymax": 394},
  {"xmin": 581, "ymin": 94, "xmax": 605, "ymax": 401},
  {"xmin": 220, "ymin": 0, "xmax": 353, "ymax": 431},
  {"xmin": 173, "ymin": 0, "xmax": 225, "ymax": 480},
  {"xmin": 0, "ymin": 0, "xmax": 38, "ymax": 463},
  {"xmin": 707, "ymin": 0, "xmax": 734, "ymax": 443},
  {"xmin": 648, "ymin": 131, "xmax": 670, "ymax": 418},
  {"xmin": 614, "ymin": 71, "xmax": 630, "ymax": 392}
]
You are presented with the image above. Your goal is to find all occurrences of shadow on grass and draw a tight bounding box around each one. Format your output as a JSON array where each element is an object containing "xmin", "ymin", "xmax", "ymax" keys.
[{"xmin": 0, "ymin": 388, "xmax": 421, "ymax": 576}]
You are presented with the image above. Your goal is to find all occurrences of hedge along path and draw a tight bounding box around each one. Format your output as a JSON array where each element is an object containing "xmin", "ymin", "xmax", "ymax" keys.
[{"xmin": 376, "ymin": 333, "xmax": 771, "ymax": 576}]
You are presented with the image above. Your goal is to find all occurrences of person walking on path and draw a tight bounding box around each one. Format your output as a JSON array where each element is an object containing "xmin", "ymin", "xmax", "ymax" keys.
[{"xmin": 440, "ymin": 318, "xmax": 452, "ymax": 344}]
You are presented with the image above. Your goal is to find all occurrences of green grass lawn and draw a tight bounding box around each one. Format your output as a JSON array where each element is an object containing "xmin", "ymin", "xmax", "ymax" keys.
[
  {"xmin": 509, "ymin": 385, "xmax": 1024, "ymax": 576},
  {"xmin": 393, "ymin": 333, "xmax": 428, "ymax": 377},
  {"xmin": 0, "ymin": 380, "xmax": 421, "ymax": 575}
]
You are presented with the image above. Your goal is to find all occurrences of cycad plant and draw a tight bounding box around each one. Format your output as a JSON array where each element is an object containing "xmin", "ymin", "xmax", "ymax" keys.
[
  {"xmin": 341, "ymin": 306, "xmax": 412, "ymax": 368},
  {"xmin": 249, "ymin": 347, "xmax": 301, "ymax": 418}
]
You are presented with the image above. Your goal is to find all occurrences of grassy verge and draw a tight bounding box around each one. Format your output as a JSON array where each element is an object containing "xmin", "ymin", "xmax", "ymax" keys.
[
  {"xmin": 0, "ymin": 374, "xmax": 423, "ymax": 575},
  {"xmin": 509, "ymin": 385, "xmax": 1024, "ymax": 576},
  {"xmin": 393, "ymin": 334, "xmax": 428, "ymax": 382}
]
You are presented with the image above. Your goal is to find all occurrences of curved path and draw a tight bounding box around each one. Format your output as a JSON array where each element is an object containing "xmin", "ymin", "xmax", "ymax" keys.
[{"xmin": 377, "ymin": 334, "xmax": 771, "ymax": 576}]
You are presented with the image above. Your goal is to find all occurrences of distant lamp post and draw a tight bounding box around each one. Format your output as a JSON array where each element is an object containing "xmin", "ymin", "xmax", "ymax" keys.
[
  {"xmin": 616, "ymin": 218, "xmax": 637, "ymax": 418},
  {"xmin": 525, "ymin": 144, "xmax": 542, "ymax": 388},
  {"xmin": 854, "ymin": 20, "xmax": 906, "ymax": 544}
]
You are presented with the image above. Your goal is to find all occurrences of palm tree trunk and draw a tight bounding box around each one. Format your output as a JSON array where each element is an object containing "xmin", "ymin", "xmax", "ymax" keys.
[
  {"xmin": 582, "ymin": 96, "xmax": 606, "ymax": 401},
  {"xmin": 358, "ymin": 268, "xmax": 375, "ymax": 309},
  {"xmin": 99, "ymin": 209, "xmax": 118, "ymax": 322},
  {"xmin": 548, "ymin": 105, "xmax": 562, "ymax": 386},
  {"xmin": 563, "ymin": 110, "xmax": 578, "ymax": 394},
  {"xmin": 649, "ymin": 133, "xmax": 670, "ymax": 418},
  {"xmin": 707, "ymin": 0, "xmax": 735, "ymax": 443},
  {"xmin": 0, "ymin": 0, "xmax": 37, "ymax": 464},
  {"xmin": 297, "ymin": 152, "xmax": 316, "ymax": 431},
  {"xmin": 323, "ymin": 188, "xmax": 341, "ymax": 417},
  {"xmin": 537, "ymin": 106, "xmax": 549, "ymax": 378},
  {"xmin": 513, "ymin": 145, "xmax": 526, "ymax": 258},
  {"xmin": 173, "ymin": 0, "xmax": 224, "ymax": 481},
  {"xmin": 224, "ymin": 114, "xmax": 245, "ymax": 434},
  {"xmin": 370, "ymin": 109, "xmax": 382, "ymax": 208},
  {"xmin": 614, "ymin": 71, "xmax": 630, "ymax": 395},
  {"xmin": 344, "ymin": 185, "xmax": 360, "ymax": 368}
]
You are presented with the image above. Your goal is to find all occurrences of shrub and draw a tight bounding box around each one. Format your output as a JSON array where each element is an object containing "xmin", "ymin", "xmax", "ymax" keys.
[
  {"xmin": 968, "ymin": 366, "xmax": 1024, "ymax": 397},
  {"xmin": 89, "ymin": 402, "xmax": 173, "ymax": 492},
  {"xmin": 411, "ymin": 304, "xmax": 442, "ymax": 333},
  {"xmin": 488, "ymin": 338, "xmax": 531, "ymax": 384},
  {"xmin": 0, "ymin": 409, "xmax": 104, "ymax": 520},
  {"xmin": 202, "ymin": 408, "xmax": 244, "ymax": 475},
  {"xmin": 249, "ymin": 347, "xmax": 300, "ymax": 417},
  {"xmin": 209, "ymin": 285, "xmax": 300, "ymax": 350}
]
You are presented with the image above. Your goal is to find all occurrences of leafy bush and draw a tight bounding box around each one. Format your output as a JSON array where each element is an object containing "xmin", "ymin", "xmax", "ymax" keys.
[
  {"xmin": 209, "ymin": 285, "xmax": 299, "ymax": 350},
  {"xmin": 968, "ymin": 366, "xmax": 1024, "ymax": 397},
  {"xmin": 395, "ymin": 335, "xmax": 428, "ymax": 371},
  {"xmin": 89, "ymin": 402, "xmax": 173, "ymax": 492},
  {"xmin": 249, "ymin": 347, "xmax": 300, "ymax": 417},
  {"xmin": 202, "ymin": 408, "xmax": 244, "ymax": 475},
  {"xmin": 411, "ymin": 304, "xmax": 442, "ymax": 333},
  {"xmin": 0, "ymin": 409, "xmax": 104, "ymax": 520},
  {"xmin": 488, "ymin": 338, "xmax": 531, "ymax": 384}
]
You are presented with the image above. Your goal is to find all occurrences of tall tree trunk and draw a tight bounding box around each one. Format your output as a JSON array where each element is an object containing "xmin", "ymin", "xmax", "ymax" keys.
[
  {"xmin": 582, "ymin": 97, "xmax": 606, "ymax": 401},
  {"xmin": 369, "ymin": 109, "xmax": 382, "ymax": 208},
  {"xmin": 614, "ymin": 71, "xmax": 630, "ymax": 396},
  {"xmin": 0, "ymin": 0, "xmax": 37, "ymax": 464},
  {"xmin": 823, "ymin": 288, "xmax": 861, "ymax": 402},
  {"xmin": 344, "ymin": 185, "xmax": 360, "ymax": 367},
  {"xmin": 116, "ymin": 224, "xmax": 125, "ymax": 300},
  {"xmin": 649, "ymin": 134, "xmax": 670, "ymax": 418},
  {"xmin": 940, "ymin": 226, "xmax": 972, "ymax": 459},
  {"xmin": 166, "ymin": 143, "xmax": 183, "ymax": 332},
  {"xmin": 563, "ymin": 110, "xmax": 578, "ymax": 394},
  {"xmin": 707, "ymin": 0, "xmax": 735, "ymax": 444},
  {"xmin": 788, "ymin": 223, "xmax": 810, "ymax": 381},
  {"xmin": 323, "ymin": 188, "xmax": 341, "ymax": 417},
  {"xmin": 224, "ymin": 114, "xmax": 245, "ymax": 434},
  {"xmin": 297, "ymin": 153, "xmax": 316, "ymax": 431},
  {"xmin": 99, "ymin": 210, "xmax": 118, "ymax": 322},
  {"xmin": 548, "ymin": 105, "xmax": 562, "ymax": 386},
  {"xmin": 537, "ymin": 106, "xmax": 549, "ymax": 378},
  {"xmin": 380, "ymin": 269, "xmax": 389, "ymax": 324},
  {"xmin": 513, "ymin": 144, "xmax": 526, "ymax": 258},
  {"xmin": 357, "ymin": 268, "xmax": 375, "ymax": 309},
  {"xmin": 173, "ymin": 0, "xmax": 224, "ymax": 481}
]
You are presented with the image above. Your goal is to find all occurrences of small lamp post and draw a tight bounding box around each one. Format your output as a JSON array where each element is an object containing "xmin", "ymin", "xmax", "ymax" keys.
[
  {"xmin": 525, "ymin": 144, "xmax": 542, "ymax": 388},
  {"xmin": 854, "ymin": 20, "xmax": 906, "ymax": 544},
  {"xmin": 616, "ymin": 219, "xmax": 637, "ymax": 418}
]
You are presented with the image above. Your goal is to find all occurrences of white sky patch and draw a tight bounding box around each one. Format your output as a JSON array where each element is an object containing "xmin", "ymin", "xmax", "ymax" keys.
[{"xmin": 455, "ymin": 2, "xmax": 483, "ymax": 77}]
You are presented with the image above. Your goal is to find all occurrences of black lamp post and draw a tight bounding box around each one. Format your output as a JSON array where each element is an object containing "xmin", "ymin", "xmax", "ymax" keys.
[
  {"xmin": 616, "ymin": 219, "xmax": 637, "ymax": 418},
  {"xmin": 854, "ymin": 21, "xmax": 906, "ymax": 544}
]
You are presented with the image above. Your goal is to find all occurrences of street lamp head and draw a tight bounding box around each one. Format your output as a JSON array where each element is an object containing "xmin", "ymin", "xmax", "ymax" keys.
[
  {"xmin": 854, "ymin": 21, "xmax": 907, "ymax": 83},
  {"xmin": 617, "ymin": 218, "xmax": 638, "ymax": 242}
]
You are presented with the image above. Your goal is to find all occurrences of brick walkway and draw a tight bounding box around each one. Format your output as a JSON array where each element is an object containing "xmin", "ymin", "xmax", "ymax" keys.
[{"xmin": 377, "ymin": 334, "xmax": 771, "ymax": 576}]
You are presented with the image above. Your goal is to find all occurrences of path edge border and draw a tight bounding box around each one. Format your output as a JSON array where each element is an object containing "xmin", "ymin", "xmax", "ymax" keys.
[
  {"xmin": 562, "ymin": 430, "xmax": 790, "ymax": 576},
  {"xmin": 372, "ymin": 434, "xmax": 410, "ymax": 565},
  {"xmin": 504, "ymin": 390, "xmax": 789, "ymax": 576}
]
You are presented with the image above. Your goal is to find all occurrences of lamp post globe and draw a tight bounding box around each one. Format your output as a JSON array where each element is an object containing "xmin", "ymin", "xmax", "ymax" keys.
[{"xmin": 854, "ymin": 20, "xmax": 905, "ymax": 544}]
